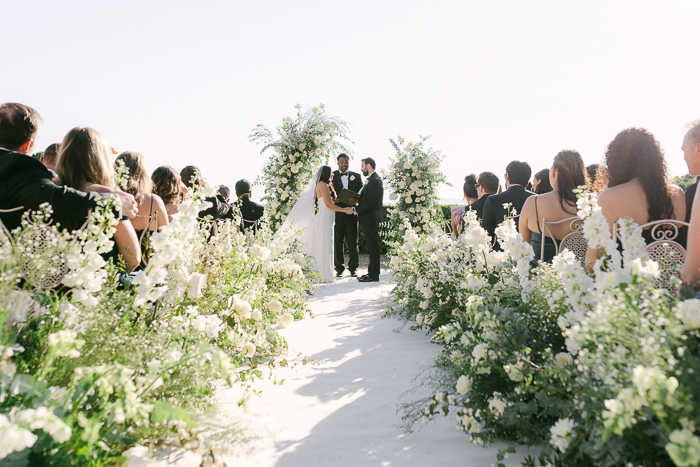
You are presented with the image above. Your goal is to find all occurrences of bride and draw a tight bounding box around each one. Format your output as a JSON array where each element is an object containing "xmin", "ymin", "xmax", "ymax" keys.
[{"xmin": 281, "ymin": 165, "xmax": 353, "ymax": 282}]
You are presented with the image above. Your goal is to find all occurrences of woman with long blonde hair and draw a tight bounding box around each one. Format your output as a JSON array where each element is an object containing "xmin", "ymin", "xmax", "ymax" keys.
[{"xmin": 56, "ymin": 127, "xmax": 141, "ymax": 272}]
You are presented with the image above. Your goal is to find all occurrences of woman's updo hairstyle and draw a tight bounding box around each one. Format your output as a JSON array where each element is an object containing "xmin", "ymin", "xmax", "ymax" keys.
[{"xmin": 463, "ymin": 174, "xmax": 478, "ymax": 199}]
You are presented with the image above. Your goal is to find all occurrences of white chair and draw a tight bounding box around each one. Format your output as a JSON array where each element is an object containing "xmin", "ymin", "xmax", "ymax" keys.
[
  {"xmin": 613, "ymin": 219, "xmax": 689, "ymax": 289},
  {"xmin": 540, "ymin": 216, "xmax": 587, "ymax": 265}
]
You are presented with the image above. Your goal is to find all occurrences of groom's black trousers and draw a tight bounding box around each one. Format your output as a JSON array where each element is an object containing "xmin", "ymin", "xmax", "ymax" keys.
[
  {"xmin": 334, "ymin": 212, "xmax": 359, "ymax": 273},
  {"xmin": 363, "ymin": 223, "xmax": 381, "ymax": 279}
]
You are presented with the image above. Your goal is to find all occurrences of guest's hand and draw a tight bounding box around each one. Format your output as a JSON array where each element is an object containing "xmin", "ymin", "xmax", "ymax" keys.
[
  {"xmin": 349, "ymin": 197, "xmax": 359, "ymax": 204},
  {"xmin": 115, "ymin": 191, "xmax": 139, "ymax": 218}
]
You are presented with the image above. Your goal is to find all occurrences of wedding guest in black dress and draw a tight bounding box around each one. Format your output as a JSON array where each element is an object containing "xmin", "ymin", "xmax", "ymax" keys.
[
  {"xmin": 332, "ymin": 153, "xmax": 363, "ymax": 276},
  {"xmin": 0, "ymin": 102, "xmax": 138, "ymax": 233},
  {"xmin": 235, "ymin": 179, "xmax": 264, "ymax": 233},
  {"xmin": 520, "ymin": 150, "xmax": 589, "ymax": 266},
  {"xmin": 586, "ymin": 128, "xmax": 686, "ymax": 268},
  {"xmin": 481, "ymin": 161, "xmax": 535, "ymax": 246},
  {"xmin": 56, "ymin": 127, "xmax": 141, "ymax": 272}
]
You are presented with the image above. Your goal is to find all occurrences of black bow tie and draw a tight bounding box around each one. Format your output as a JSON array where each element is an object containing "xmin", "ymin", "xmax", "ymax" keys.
[{"xmin": 340, "ymin": 172, "xmax": 348, "ymax": 176}]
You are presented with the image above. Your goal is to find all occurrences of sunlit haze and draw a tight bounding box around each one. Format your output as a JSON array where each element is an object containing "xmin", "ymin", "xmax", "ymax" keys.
[{"xmin": 5, "ymin": 1, "xmax": 700, "ymax": 203}]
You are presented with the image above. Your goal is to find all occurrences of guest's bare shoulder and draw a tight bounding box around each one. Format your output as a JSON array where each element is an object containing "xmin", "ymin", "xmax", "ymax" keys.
[
  {"xmin": 669, "ymin": 184, "xmax": 686, "ymax": 220},
  {"xmin": 82, "ymin": 183, "xmax": 113, "ymax": 194}
]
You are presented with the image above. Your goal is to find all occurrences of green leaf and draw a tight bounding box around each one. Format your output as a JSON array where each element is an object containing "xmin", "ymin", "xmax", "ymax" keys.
[{"xmin": 152, "ymin": 401, "xmax": 194, "ymax": 427}]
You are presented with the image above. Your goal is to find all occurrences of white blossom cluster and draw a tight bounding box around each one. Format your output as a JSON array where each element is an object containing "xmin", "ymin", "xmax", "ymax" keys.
[
  {"xmin": 251, "ymin": 104, "xmax": 353, "ymax": 231},
  {"xmin": 385, "ymin": 135, "xmax": 447, "ymax": 235}
]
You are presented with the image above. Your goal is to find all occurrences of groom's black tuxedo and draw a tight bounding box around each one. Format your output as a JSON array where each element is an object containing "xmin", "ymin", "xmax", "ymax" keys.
[
  {"xmin": 356, "ymin": 171, "xmax": 384, "ymax": 280},
  {"xmin": 332, "ymin": 169, "xmax": 363, "ymax": 274}
]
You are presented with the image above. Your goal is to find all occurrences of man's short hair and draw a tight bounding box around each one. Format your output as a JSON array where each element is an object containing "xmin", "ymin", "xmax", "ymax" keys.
[
  {"xmin": 235, "ymin": 179, "xmax": 252, "ymax": 197},
  {"xmin": 337, "ymin": 153, "xmax": 349, "ymax": 162},
  {"xmin": 218, "ymin": 185, "xmax": 230, "ymax": 200},
  {"xmin": 477, "ymin": 171, "xmax": 499, "ymax": 194},
  {"xmin": 686, "ymin": 119, "xmax": 700, "ymax": 148},
  {"xmin": 505, "ymin": 160, "xmax": 532, "ymax": 186},
  {"xmin": 43, "ymin": 143, "xmax": 60, "ymax": 164},
  {"xmin": 180, "ymin": 165, "xmax": 201, "ymax": 189},
  {"xmin": 0, "ymin": 102, "xmax": 42, "ymax": 151},
  {"xmin": 361, "ymin": 157, "xmax": 376, "ymax": 170}
]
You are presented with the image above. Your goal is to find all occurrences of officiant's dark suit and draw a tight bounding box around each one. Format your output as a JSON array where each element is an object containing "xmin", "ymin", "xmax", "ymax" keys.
[
  {"xmin": 355, "ymin": 167, "xmax": 384, "ymax": 282},
  {"xmin": 332, "ymin": 168, "xmax": 363, "ymax": 275}
]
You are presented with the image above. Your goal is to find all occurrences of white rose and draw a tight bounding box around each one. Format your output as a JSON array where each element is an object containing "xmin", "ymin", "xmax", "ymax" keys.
[
  {"xmin": 456, "ymin": 375, "xmax": 471, "ymax": 395},
  {"xmin": 279, "ymin": 312, "xmax": 294, "ymax": 327},
  {"xmin": 350, "ymin": 175, "xmax": 355, "ymax": 181},
  {"xmin": 187, "ymin": 273, "xmax": 207, "ymax": 298},
  {"xmin": 268, "ymin": 300, "xmax": 283, "ymax": 313},
  {"xmin": 488, "ymin": 397, "xmax": 506, "ymax": 416},
  {"xmin": 407, "ymin": 141, "xmax": 416, "ymax": 149},
  {"xmin": 312, "ymin": 106, "xmax": 319, "ymax": 114},
  {"xmin": 405, "ymin": 197, "xmax": 412, "ymax": 204},
  {"xmin": 245, "ymin": 342, "xmax": 256, "ymax": 358},
  {"xmin": 294, "ymin": 103, "xmax": 302, "ymax": 109},
  {"xmin": 291, "ymin": 166, "xmax": 299, "ymax": 174},
  {"xmin": 316, "ymin": 123, "xmax": 324, "ymax": 131},
  {"xmin": 251, "ymin": 245, "xmax": 271, "ymax": 261},
  {"xmin": 555, "ymin": 352, "xmax": 573, "ymax": 367},
  {"xmin": 315, "ymin": 148, "xmax": 322, "ymax": 155},
  {"xmin": 319, "ymin": 103, "xmax": 326, "ymax": 109},
  {"xmin": 275, "ymin": 146, "xmax": 282, "ymax": 153},
  {"xmin": 265, "ymin": 182, "xmax": 271, "ymax": 189},
  {"xmin": 472, "ymin": 343, "xmax": 489, "ymax": 362},
  {"xmin": 389, "ymin": 193, "xmax": 398, "ymax": 201},
  {"xmin": 233, "ymin": 296, "xmax": 252, "ymax": 319},
  {"xmin": 677, "ymin": 299, "xmax": 700, "ymax": 329},
  {"xmin": 284, "ymin": 116, "xmax": 292, "ymax": 124},
  {"xmin": 298, "ymin": 143, "xmax": 306, "ymax": 150}
]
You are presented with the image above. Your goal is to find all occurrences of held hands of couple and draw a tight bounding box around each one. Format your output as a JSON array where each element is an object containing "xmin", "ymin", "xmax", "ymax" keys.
[{"xmin": 343, "ymin": 207, "xmax": 354, "ymax": 215}]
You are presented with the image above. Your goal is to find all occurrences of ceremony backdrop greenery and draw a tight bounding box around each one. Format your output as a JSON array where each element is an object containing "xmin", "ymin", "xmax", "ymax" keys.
[{"xmin": 250, "ymin": 104, "xmax": 353, "ymax": 232}]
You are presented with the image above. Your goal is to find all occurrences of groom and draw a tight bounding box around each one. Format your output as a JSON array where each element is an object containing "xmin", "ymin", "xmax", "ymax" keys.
[
  {"xmin": 332, "ymin": 154, "xmax": 363, "ymax": 277},
  {"xmin": 351, "ymin": 157, "xmax": 384, "ymax": 283}
]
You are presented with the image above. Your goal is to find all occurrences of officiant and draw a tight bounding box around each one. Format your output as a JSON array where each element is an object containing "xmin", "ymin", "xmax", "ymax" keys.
[{"xmin": 332, "ymin": 154, "xmax": 363, "ymax": 277}]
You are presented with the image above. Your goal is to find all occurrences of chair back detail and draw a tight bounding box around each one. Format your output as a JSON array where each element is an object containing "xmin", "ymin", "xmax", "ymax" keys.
[
  {"xmin": 135, "ymin": 210, "xmax": 159, "ymax": 268},
  {"xmin": 613, "ymin": 219, "xmax": 689, "ymax": 289},
  {"xmin": 541, "ymin": 216, "xmax": 587, "ymax": 265}
]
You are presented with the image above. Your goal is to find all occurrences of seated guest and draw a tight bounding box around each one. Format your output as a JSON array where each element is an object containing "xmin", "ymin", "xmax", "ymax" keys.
[
  {"xmin": 218, "ymin": 185, "xmax": 231, "ymax": 203},
  {"xmin": 56, "ymin": 127, "xmax": 141, "ymax": 272},
  {"xmin": 115, "ymin": 151, "xmax": 169, "ymax": 236},
  {"xmin": 681, "ymin": 121, "xmax": 700, "ymax": 223},
  {"xmin": 451, "ymin": 174, "xmax": 477, "ymax": 237},
  {"xmin": 532, "ymin": 169, "xmax": 553, "ymax": 194},
  {"xmin": 468, "ymin": 171, "xmax": 499, "ymax": 221},
  {"xmin": 180, "ymin": 165, "xmax": 235, "ymax": 221},
  {"xmin": 235, "ymin": 179, "xmax": 264, "ymax": 233},
  {"xmin": 0, "ymin": 102, "xmax": 138, "ymax": 233},
  {"xmin": 152, "ymin": 165, "xmax": 183, "ymax": 222},
  {"xmin": 40, "ymin": 142, "xmax": 60, "ymax": 175},
  {"xmin": 587, "ymin": 128, "xmax": 685, "ymax": 267},
  {"xmin": 520, "ymin": 150, "xmax": 589, "ymax": 266},
  {"xmin": 681, "ymin": 121, "xmax": 700, "ymax": 282},
  {"xmin": 481, "ymin": 160, "xmax": 535, "ymax": 245}
]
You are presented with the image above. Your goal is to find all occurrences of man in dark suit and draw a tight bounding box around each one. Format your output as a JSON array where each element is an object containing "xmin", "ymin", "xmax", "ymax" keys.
[
  {"xmin": 481, "ymin": 160, "xmax": 535, "ymax": 248},
  {"xmin": 469, "ymin": 171, "xmax": 500, "ymax": 220},
  {"xmin": 351, "ymin": 157, "xmax": 384, "ymax": 282},
  {"xmin": 332, "ymin": 153, "xmax": 363, "ymax": 277},
  {"xmin": 180, "ymin": 165, "xmax": 235, "ymax": 222},
  {"xmin": 0, "ymin": 102, "xmax": 138, "ymax": 232},
  {"xmin": 235, "ymin": 179, "xmax": 265, "ymax": 233}
]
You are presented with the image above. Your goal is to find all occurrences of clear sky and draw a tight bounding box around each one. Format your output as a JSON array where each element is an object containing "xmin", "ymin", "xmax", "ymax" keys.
[{"xmin": 4, "ymin": 1, "xmax": 699, "ymax": 202}]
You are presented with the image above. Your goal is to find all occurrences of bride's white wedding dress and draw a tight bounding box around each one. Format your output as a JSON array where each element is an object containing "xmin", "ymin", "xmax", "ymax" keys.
[{"xmin": 279, "ymin": 168, "xmax": 336, "ymax": 283}]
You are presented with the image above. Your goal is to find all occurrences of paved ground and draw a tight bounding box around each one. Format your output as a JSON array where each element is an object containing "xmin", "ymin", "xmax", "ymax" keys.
[{"xmin": 162, "ymin": 275, "xmax": 536, "ymax": 466}]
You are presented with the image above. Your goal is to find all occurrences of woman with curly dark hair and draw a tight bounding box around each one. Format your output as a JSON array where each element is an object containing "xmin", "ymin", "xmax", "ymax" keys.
[{"xmin": 587, "ymin": 128, "xmax": 685, "ymax": 265}]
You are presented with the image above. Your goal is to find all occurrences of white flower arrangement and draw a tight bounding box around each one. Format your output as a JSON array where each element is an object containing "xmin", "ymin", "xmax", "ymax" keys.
[{"xmin": 250, "ymin": 104, "xmax": 353, "ymax": 231}]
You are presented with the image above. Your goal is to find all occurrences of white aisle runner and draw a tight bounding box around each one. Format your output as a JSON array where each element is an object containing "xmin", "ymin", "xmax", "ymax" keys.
[{"xmin": 169, "ymin": 274, "xmax": 535, "ymax": 466}]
